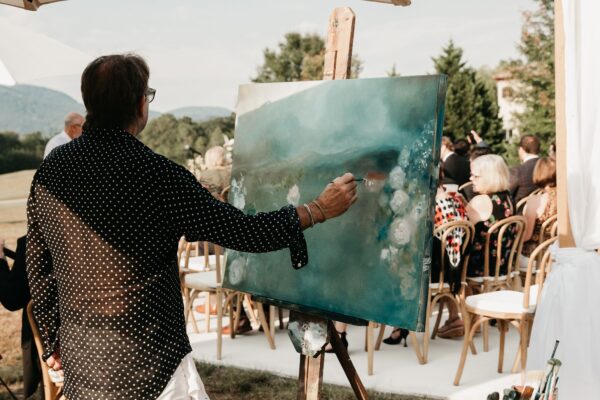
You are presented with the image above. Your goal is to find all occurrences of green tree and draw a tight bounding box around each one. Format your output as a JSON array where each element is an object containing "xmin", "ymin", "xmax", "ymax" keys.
[
  {"xmin": 508, "ymin": 0, "xmax": 555, "ymax": 153},
  {"xmin": 433, "ymin": 41, "xmax": 503, "ymax": 148},
  {"xmin": 139, "ymin": 113, "xmax": 236, "ymax": 166},
  {"xmin": 252, "ymin": 32, "xmax": 363, "ymax": 82},
  {"xmin": 0, "ymin": 131, "xmax": 47, "ymax": 173}
]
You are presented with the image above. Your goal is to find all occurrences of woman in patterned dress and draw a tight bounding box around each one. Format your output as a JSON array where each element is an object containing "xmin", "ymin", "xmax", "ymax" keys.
[{"xmin": 466, "ymin": 154, "xmax": 515, "ymax": 279}]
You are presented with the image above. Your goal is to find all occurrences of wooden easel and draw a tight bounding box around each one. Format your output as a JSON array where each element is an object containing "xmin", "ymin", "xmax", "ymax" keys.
[{"xmin": 294, "ymin": 8, "xmax": 368, "ymax": 400}]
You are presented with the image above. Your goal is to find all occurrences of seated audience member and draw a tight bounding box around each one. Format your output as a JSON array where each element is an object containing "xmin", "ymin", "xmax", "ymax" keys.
[
  {"xmin": 509, "ymin": 134, "xmax": 541, "ymax": 204},
  {"xmin": 460, "ymin": 146, "xmax": 493, "ymax": 202},
  {"xmin": 521, "ymin": 157, "xmax": 557, "ymax": 259},
  {"xmin": 0, "ymin": 237, "xmax": 41, "ymax": 397},
  {"xmin": 441, "ymin": 136, "xmax": 470, "ymax": 186},
  {"xmin": 453, "ymin": 138, "xmax": 471, "ymax": 158},
  {"xmin": 466, "ymin": 155, "xmax": 516, "ymax": 278},
  {"xmin": 197, "ymin": 145, "xmax": 231, "ymax": 200}
]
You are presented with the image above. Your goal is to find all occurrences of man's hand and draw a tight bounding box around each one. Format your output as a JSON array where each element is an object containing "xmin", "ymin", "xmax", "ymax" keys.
[
  {"xmin": 46, "ymin": 352, "xmax": 62, "ymax": 371},
  {"xmin": 470, "ymin": 130, "xmax": 483, "ymax": 144},
  {"xmin": 314, "ymin": 172, "xmax": 358, "ymax": 220}
]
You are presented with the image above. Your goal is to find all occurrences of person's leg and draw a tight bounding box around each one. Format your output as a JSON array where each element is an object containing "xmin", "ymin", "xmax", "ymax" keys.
[{"xmin": 324, "ymin": 322, "xmax": 348, "ymax": 352}]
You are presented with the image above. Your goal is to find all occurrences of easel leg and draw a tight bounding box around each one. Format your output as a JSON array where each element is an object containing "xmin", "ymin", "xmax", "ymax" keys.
[
  {"xmin": 297, "ymin": 353, "xmax": 325, "ymax": 400},
  {"xmin": 328, "ymin": 321, "xmax": 369, "ymax": 400}
]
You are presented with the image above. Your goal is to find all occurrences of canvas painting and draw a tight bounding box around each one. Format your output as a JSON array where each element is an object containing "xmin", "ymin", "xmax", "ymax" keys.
[{"xmin": 223, "ymin": 76, "xmax": 447, "ymax": 331}]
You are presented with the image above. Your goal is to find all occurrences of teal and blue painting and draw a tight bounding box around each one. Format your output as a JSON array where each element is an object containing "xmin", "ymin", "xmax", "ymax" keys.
[{"xmin": 223, "ymin": 76, "xmax": 447, "ymax": 331}]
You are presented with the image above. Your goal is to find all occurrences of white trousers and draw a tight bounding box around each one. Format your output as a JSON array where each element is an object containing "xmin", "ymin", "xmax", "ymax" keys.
[{"xmin": 157, "ymin": 353, "xmax": 210, "ymax": 400}]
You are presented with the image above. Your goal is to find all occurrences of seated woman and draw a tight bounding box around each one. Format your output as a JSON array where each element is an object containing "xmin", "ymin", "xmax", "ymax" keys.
[
  {"xmin": 466, "ymin": 154, "xmax": 515, "ymax": 279},
  {"xmin": 521, "ymin": 157, "xmax": 557, "ymax": 258},
  {"xmin": 386, "ymin": 172, "xmax": 468, "ymax": 343}
]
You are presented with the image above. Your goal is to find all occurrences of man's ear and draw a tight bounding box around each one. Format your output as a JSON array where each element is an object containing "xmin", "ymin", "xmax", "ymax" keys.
[{"xmin": 138, "ymin": 96, "xmax": 146, "ymax": 116}]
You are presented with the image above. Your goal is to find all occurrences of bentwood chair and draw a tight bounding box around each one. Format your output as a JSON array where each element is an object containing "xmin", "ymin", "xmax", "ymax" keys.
[
  {"xmin": 366, "ymin": 221, "xmax": 476, "ymax": 374},
  {"xmin": 182, "ymin": 243, "xmax": 233, "ymax": 360},
  {"xmin": 26, "ymin": 302, "xmax": 66, "ymax": 400},
  {"xmin": 424, "ymin": 220, "xmax": 475, "ymax": 362},
  {"xmin": 466, "ymin": 215, "xmax": 527, "ymax": 352},
  {"xmin": 454, "ymin": 236, "xmax": 557, "ymax": 385}
]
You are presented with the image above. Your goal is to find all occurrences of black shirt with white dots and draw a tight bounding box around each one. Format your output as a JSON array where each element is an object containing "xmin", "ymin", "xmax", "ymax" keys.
[{"xmin": 26, "ymin": 127, "xmax": 308, "ymax": 399}]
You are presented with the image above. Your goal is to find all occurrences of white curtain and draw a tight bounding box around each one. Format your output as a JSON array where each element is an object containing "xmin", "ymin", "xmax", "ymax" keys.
[
  {"xmin": 529, "ymin": 1, "xmax": 600, "ymax": 398},
  {"xmin": 564, "ymin": 0, "xmax": 600, "ymax": 249}
]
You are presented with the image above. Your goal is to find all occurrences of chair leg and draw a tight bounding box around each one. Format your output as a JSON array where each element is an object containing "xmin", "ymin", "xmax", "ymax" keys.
[
  {"xmin": 188, "ymin": 290, "xmax": 200, "ymax": 334},
  {"xmin": 520, "ymin": 317, "xmax": 529, "ymax": 372},
  {"xmin": 453, "ymin": 311, "xmax": 478, "ymax": 386},
  {"xmin": 483, "ymin": 320, "xmax": 490, "ymax": 352},
  {"xmin": 232, "ymin": 293, "xmax": 242, "ymax": 339},
  {"xmin": 423, "ymin": 294, "xmax": 435, "ymax": 363},
  {"xmin": 375, "ymin": 324, "xmax": 386, "ymax": 351},
  {"xmin": 409, "ymin": 332, "xmax": 426, "ymax": 365},
  {"xmin": 431, "ymin": 299, "xmax": 444, "ymax": 340},
  {"xmin": 217, "ymin": 290, "xmax": 223, "ymax": 360},
  {"xmin": 269, "ymin": 305, "xmax": 276, "ymax": 342},
  {"xmin": 256, "ymin": 303, "xmax": 275, "ymax": 350},
  {"xmin": 498, "ymin": 320, "xmax": 507, "ymax": 373},
  {"xmin": 205, "ymin": 293, "xmax": 212, "ymax": 333},
  {"xmin": 367, "ymin": 322, "xmax": 375, "ymax": 375}
]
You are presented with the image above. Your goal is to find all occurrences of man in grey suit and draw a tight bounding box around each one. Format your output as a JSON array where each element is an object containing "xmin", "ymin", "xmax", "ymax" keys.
[{"xmin": 510, "ymin": 134, "xmax": 541, "ymax": 204}]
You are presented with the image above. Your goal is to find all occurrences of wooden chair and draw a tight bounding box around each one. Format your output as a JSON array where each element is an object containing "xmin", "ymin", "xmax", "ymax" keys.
[
  {"xmin": 515, "ymin": 188, "xmax": 543, "ymax": 214},
  {"xmin": 454, "ymin": 236, "xmax": 556, "ymax": 385},
  {"xmin": 365, "ymin": 221, "xmax": 476, "ymax": 373},
  {"xmin": 466, "ymin": 215, "xmax": 527, "ymax": 352},
  {"xmin": 424, "ymin": 220, "xmax": 475, "ymax": 362},
  {"xmin": 182, "ymin": 244, "xmax": 233, "ymax": 360},
  {"xmin": 458, "ymin": 181, "xmax": 472, "ymax": 193},
  {"xmin": 26, "ymin": 302, "xmax": 66, "ymax": 400},
  {"xmin": 538, "ymin": 214, "xmax": 558, "ymax": 245}
]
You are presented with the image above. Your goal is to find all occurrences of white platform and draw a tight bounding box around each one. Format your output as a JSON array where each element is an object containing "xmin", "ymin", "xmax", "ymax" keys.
[{"xmin": 187, "ymin": 307, "xmax": 536, "ymax": 399}]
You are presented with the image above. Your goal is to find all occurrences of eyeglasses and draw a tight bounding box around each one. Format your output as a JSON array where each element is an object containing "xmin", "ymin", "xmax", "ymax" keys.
[{"xmin": 145, "ymin": 87, "xmax": 156, "ymax": 103}]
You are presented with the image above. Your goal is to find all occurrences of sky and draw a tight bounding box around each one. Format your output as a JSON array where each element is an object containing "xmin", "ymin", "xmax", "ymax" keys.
[{"xmin": 0, "ymin": 0, "xmax": 537, "ymax": 112}]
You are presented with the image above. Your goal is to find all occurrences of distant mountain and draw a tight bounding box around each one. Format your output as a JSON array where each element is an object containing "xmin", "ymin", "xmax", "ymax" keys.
[
  {"xmin": 0, "ymin": 84, "xmax": 230, "ymax": 135},
  {"xmin": 167, "ymin": 106, "xmax": 232, "ymax": 121},
  {"xmin": 0, "ymin": 84, "xmax": 85, "ymax": 135}
]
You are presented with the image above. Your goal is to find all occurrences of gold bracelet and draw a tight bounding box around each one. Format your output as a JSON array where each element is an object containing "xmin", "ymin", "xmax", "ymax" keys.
[
  {"xmin": 302, "ymin": 203, "xmax": 315, "ymax": 227},
  {"xmin": 311, "ymin": 200, "xmax": 327, "ymax": 221}
]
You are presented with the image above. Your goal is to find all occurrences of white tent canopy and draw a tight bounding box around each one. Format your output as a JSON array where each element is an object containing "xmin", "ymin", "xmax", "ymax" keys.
[
  {"xmin": 0, "ymin": 16, "xmax": 91, "ymax": 86},
  {"xmin": 0, "ymin": 0, "xmax": 63, "ymax": 11}
]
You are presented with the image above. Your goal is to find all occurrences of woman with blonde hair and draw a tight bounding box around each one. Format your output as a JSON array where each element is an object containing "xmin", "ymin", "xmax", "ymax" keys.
[{"xmin": 466, "ymin": 154, "xmax": 515, "ymax": 278}]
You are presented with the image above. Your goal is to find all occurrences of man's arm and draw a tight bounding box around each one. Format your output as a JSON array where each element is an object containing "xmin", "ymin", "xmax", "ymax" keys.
[
  {"xmin": 163, "ymin": 165, "xmax": 356, "ymax": 269},
  {"xmin": 26, "ymin": 180, "xmax": 61, "ymax": 362},
  {"xmin": 509, "ymin": 165, "xmax": 520, "ymax": 197}
]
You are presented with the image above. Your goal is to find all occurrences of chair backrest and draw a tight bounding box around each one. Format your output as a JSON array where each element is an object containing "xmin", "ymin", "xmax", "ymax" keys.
[
  {"xmin": 523, "ymin": 236, "xmax": 557, "ymax": 309},
  {"xmin": 433, "ymin": 220, "xmax": 475, "ymax": 286},
  {"xmin": 516, "ymin": 188, "xmax": 545, "ymax": 215},
  {"xmin": 182, "ymin": 241, "xmax": 225, "ymax": 283},
  {"xmin": 483, "ymin": 215, "xmax": 527, "ymax": 289},
  {"xmin": 458, "ymin": 181, "xmax": 472, "ymax": 192},
  {"xmin": 549, "ymin": 218, "xmax": 559, "ymax": 239},
  {"xmin": 538, "ymin": 214, "xmax": 558, "ymax": 245},
  {"xmin": 26, "ymin": 302, "xmax": 61, "ymax": 400}
]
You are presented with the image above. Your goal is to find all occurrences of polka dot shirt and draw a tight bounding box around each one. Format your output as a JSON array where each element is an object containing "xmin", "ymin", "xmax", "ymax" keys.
[{"xmin": 26, "ymin": 127, "xmax": 308, "ymax": 400}]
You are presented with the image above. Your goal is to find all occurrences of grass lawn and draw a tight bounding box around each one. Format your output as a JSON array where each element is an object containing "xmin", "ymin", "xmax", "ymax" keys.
[
  {"xmin": 1, "ymin": 357, "xmax": 433, "ymax": 400},
  {"xmin": 199, "ymin": 362, "xmax": 433, "ymax": 400}
]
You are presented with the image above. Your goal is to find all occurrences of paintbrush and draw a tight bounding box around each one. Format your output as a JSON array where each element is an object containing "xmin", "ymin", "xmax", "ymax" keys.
[{"xmin": 331, "ymin": 172, "xmax": 386, "ymax": 192}]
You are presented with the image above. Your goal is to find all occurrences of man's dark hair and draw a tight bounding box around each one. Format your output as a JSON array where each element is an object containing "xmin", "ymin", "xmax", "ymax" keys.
[
  {"xmin": 453, "ymin": 138, "xmax": 470, "ymax": 157},
  {"xmin": 519, "ymin": 134, "xmax": 541, "ymax": 155},
  {"xmin": 81, "ymin": 54, "xmax": 149, "ymax": 130},
  {"xmin": 470, "ymin": 146, "xmax": 492, "ymax": 161}
]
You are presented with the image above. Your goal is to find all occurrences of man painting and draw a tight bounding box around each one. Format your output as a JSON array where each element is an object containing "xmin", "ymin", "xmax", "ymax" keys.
[
  {"xmin": 27, "ymin": 53, "xmax": 357, "ymax": 399},
  {"xmin": 43, "ymin": 112, "xmax": 85, "ymax": 158}
]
